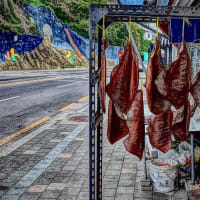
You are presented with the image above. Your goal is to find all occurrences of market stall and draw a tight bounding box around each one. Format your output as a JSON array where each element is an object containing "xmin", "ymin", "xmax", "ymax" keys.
[{"xmin": 89, "ymin": 4, "xmax": 200, "ymax": 200}]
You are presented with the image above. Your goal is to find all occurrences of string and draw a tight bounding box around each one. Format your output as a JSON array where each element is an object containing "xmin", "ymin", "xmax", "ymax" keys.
[
  {"xmin": 182, "ymin": 17, "xmax": 192, "ymax": 41},
  {"xmin": 156, "ymin": 17, "xmax": 159, "ymax": 39},
  {"xmin": 96, "ymin": 24, "xmax": 103, "ymax": 30},
  {"xmin": 103, "ymin": 16, "xmax": 105, "ymax": 39},
  {"xmin": 182, "ymin": 17, "xmax": 185, "ymax": 41},
  {"xmin": 129, "ymin": 16, "xmax": 131, "ymax": 42},
  {"xmin": 96, "ymin": 16, "xmax": 105, "ymax": 39}
]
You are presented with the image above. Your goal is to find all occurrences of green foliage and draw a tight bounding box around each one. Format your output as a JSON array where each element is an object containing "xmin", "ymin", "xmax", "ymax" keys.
[
  {"xmin": 53, "ymin": 7, "xmax": 70, "ymax": 24},
  {"xmin": 131, "ymin": 23, "xmax": 152, "ymax": 53},
  {"xmin": 140, "ymin": 39, "xmax": 152, "ymax": 53},
  {"xmin": 0, "ymin": 19, "xmax": 24, "ymax": 34},
  {"xmin": 106, "ymin": 23, "xmax": 125, "ymax": 46},
  {"xmin": 8, "ymin": 0, "xmax": 21, "ymax": 24},
  {"xmin": 0, "ymin": 0, "xmax": 24, "ymax": 34},
  {"xmin": 24, "ymin": 0, "xmax": 53, "ymax": 12},
  {"xmin": 64, "ymin": 62, "xmax": 75, "ymax": 68},
  {"xmin": 24, "ymin": 0, "xmax": 44, "ymax": 6},
  {"xmin": 29, "ymin": 23, "xmax": 40, "ymax": 36}
]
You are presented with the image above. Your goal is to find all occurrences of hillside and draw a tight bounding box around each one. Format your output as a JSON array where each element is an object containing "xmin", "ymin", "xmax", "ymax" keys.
[{"xmin": 0, "ymin": 0, "xmax": 40, "ymax": 35}]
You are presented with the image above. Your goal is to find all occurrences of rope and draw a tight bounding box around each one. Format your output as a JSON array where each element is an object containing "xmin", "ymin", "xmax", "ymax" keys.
[
  {"xmin": 96, "ymin": 24, "xmax": 103, "ymax": 30},
  {"xmin": 182, "ymin": 17, "xmax": 192, "ymax": 41},
  {"xmin": 156, "ymin": 17, "xmax": 159, "ymax": 39},
  {"xmin": 129, "ymin": 16, "xmax": 131, "ymax": 42},
  {"xmin": 103, "ymin": 16, "xmax": 105, "ymax": 39},
  {"xmin": 182, "ymin": 17, "xmax": 185, "ymax": 41},
  {"xmin": 96, "ymin": 16, "xmax": 106, "ymax": 39}
]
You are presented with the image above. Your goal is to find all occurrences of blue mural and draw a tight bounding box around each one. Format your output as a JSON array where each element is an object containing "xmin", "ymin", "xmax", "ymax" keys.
[
  {"xmin": 24, "ymin": 3, "xmax": 122, "ymax": 64},
  {"xmin": 0, "ymin": 32, "xmax": 42, "ymax": 63},
  {"xmin": 0, "ymin": 3, "xmax": 123, "ymax": 64}
]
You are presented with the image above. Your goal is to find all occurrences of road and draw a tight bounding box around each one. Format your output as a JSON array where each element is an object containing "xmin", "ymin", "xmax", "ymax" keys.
[{"xmin": 0, "ymin": 69, "xmax": 89, "ymax": 140}]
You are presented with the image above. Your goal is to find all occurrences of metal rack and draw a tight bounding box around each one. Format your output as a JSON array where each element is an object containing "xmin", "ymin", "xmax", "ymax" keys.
[{"xmin": 89, "ymin": 4, "xmax": 200, "ymax": 200}]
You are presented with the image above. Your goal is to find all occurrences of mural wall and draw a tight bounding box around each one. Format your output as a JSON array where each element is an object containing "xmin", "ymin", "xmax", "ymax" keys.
[
  {"xmin": 24, "ymin": 3, "xmax": 122, "ymax": 64},
  {"xmin": 0, "ymin": 3, "xmax": 123, "ymax": 65},
  {"xmin": 0, "ymin": 32, "xmax": 42, "ymax": 63}
]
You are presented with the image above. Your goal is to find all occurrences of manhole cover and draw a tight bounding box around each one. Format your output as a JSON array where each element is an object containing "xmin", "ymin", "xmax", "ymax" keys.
[
  {"xmin": 69, "ymin": 115, "xmax": 88, "ymax": 122},
  {"xmin": 0, "ymin": 185, "xmax": 9, "ymax": 190}
]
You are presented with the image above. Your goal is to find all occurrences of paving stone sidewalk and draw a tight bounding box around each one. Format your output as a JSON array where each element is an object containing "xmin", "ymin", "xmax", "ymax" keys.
[{"xmin": 0, "ymin": 100, "xmax": 188, "ymax": 200}]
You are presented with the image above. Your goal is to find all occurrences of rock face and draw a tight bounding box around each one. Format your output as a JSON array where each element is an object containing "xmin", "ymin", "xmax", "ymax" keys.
[{"xmin": 0, "ymin": 37, "xmax": 89, "ymax": 70}]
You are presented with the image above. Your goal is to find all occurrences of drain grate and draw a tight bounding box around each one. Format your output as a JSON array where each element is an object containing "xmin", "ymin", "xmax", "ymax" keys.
[
  {"xmin": 68, "ymin": 115, "xmax": 88, "ymax": 123},
  {"xmin": 0, "ymin": 185, "xmax": 9, "ymax": 190}
]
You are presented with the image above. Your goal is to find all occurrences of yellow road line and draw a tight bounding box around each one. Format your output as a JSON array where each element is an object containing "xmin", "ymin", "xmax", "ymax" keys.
[
  {"xmin": 0, "ymin": 94, "xmax": 88, "ymax": 147},
  {"xmin": 59, "ymin": 103, "xmax": 76, "ymax": 112},
  {"xmin": 0, "ymin": 77, "xmax": 61, "ymax": 87},
  {"xmin": 0, "ymin": 116, "xmax": 51, "ymax": 147},
  {"xmin": 78, "ymin": 95, "xmax": 89, "ymax": 102}
]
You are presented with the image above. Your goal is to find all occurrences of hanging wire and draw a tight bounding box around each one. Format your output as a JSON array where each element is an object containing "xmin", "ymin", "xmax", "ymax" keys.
[
  {"xmin": 182, "ymin": 17, "xmax": 192, "ymax": 41},
  {"xmin": 129, "ymin": 16, "xmax": 131, "ymax": 42},
  {"xmin": 103, "ymin": 16, "xmax": 105, "ymax": 39},
  {"xmin": 156, "ymin": 17, "xmax": 159, "ymax": 39},
  {"xmin": 96, "ymin": 16, "xmax": 105, "ymax": 40},
  {"xmin": 96, "ymin": 24, "xmax": 103, "ymax": 30},
  {"xmin": 182, "ymin": 17, "xmax": 185, "ymax": 41}
]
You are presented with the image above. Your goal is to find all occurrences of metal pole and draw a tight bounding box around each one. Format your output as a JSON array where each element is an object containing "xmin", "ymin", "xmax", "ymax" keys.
[
  {"xmin": 191, "ymin": 133, "xmax": 195, "ymax": 185},
  {"xmin": 143, "ymin": 150, "xmax": 147, "ymax": 180},
  {"xmin": 169, "ymin": 44, "xmax": 172, "ymax": 63},
  {"xmin": 96, "ymin": 25, "xmax": 103, "ymax": 200},
  {"xmin": 89, "ymin": 7, "xmax": 96, "ymax": 200}
]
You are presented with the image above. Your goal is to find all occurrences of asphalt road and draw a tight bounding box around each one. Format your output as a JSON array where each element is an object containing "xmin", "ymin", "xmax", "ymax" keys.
[{"xmin": 0, "ymin": 69, "xmax": 89, "ymax": 140}]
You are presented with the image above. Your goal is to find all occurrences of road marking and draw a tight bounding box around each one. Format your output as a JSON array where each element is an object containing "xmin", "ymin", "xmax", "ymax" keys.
[
  {"xmin": 56, "ymin": 81, "xmax": 86, "ymax": 88},
  {"xmin": 0, "ymin": 77, "xmax": 62, "ymax": 87},
  {"xmin": 78, "ymin": 95, "xmax": 89, "ymax": 102},
  {"xmin": 0, "ymin": 116, "xmax": 51, "ymax": 147},
  {"xmin": 57, "ymin": 82, "xmax": 80, "ymax": 88},
  {"xmin": 59, "ymin": 103, "xmax": 76, "ymax": 112},
  {"xmin": 0, "ymin": 96, "xmax": 20, "ymax": 102}
]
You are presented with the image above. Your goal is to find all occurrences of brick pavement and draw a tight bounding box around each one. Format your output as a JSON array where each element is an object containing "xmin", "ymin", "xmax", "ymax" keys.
[{"xmin": 0, "ymin": 100, "xmax": 188, "ymax": 200}]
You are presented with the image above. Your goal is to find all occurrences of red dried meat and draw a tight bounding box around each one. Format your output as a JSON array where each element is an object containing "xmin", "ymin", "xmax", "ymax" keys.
[
  {"xmin": 164, "ymin": 41, "xmax": 191, "ymax": 109},
  {"xmin": 172, "ymin": 100, "xmax": 191, "ymax": 141},
  {"xmin": 147, "ymin": 108, "xmax": 173, "ymax": 153},
  {"xmin": 107, "ymin": 65, "xmax": 129, "ymax": 144},
  {"xmin": 159, "ymin": 20, "xmax": 170, "ymax": 37},
  {"xmin": 106, "ymin": 42, "xmax": 139, "ymax": 115},
  {"xmin": 146, "ymin": 39, "xmax": 171, "ymax": 115},
  {"xmin": 191, "ymin": 72, "xmax": 200, "ymax": 107},
  {"xmin": 124, "ymin": 90, "xmax": 145, "ymax": 160},
  {"xmin": 100, "ymin": 39, "xmax": 109, "ymax": 113},
  {"xmin": 107, "ymin": 99, "xmax": 129, "ymax": 144}
]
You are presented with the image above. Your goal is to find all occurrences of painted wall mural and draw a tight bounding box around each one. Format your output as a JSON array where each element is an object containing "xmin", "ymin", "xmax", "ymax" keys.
[{"xmin": 0, "ymin": 3, "xmax": 122, "ymax": 65}]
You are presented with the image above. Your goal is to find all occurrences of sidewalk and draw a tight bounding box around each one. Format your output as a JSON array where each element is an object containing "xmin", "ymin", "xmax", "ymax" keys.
[{"xmin": 0, "ymin": 99, "xmax": 187, "ymax": 200}]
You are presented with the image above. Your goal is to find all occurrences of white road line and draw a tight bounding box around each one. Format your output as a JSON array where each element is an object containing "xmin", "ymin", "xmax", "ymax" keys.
[
  {"xmin": 0, "ymin": 96, "xmax": 20, "ymax": 102},
  {"xmin": 56, "ymin": 81, "xmax": 87, "ymax": 88}
]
